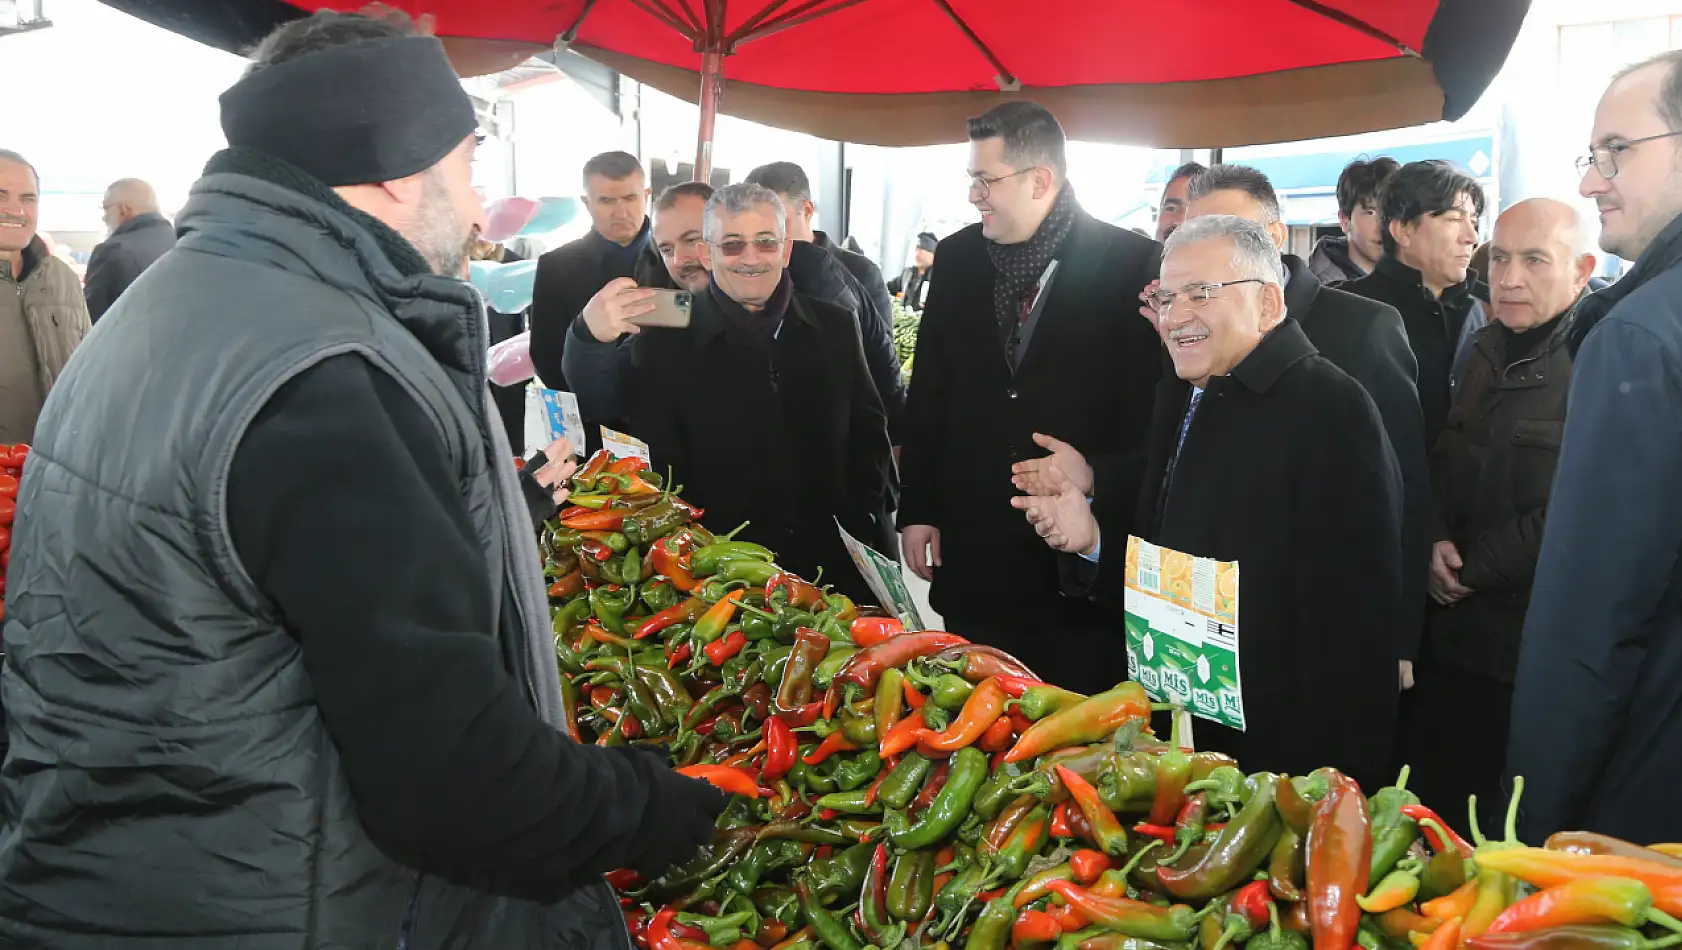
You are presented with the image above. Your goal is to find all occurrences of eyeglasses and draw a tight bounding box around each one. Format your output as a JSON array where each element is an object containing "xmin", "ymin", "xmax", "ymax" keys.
[
  {"xmin": 1148, "ymin": 278, "xmax": 1266, "ymax": 315},
  {"xmin": 1576, "ymin": 130, "xmax": 1682, "ymax": 180},
  {"xmin": 968, "ymin": 168, "xmax": 1036, "ymax": 200},
  {"xmin": 708, "ymin": 237, "xmax": 784, "ymax": 257}
]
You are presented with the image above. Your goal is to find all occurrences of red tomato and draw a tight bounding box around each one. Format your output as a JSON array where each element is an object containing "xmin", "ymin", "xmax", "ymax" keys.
[
  {"xmin": 0, "ymin": 472, "xmax": 18, "ymax": 499},
  {"xmin": 0, "ymin": 525, "xmax": 10, "ymax": 549},
  {"xmin": 0, "ymin": 497, "xmax": 13, "ymax": 525},
  {"xmin": 4, "ymin": 444, "xmax": 27, "ymax": 470}
]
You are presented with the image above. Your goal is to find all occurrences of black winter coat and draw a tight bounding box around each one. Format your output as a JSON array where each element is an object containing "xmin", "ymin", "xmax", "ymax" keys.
[
  {"xmin": 628, "ymin": 288, "xmax": 894, "ymax": 604},
  {"xmin": 1428, "ymin": 309, "xmax": 1575, "ymax": 683},
  {"xmin": 529, "ymin": 222, "xmax": 668, "ymax": 452},
  {"xmin": 899, "ymin": 212, "xmax": 1162, "ymax": 632},
  {"xmin": 1284, "ymin": 255, "xmax": 1431, "ymax": 659},
  {"xmin": 1343, "ymin": 255, "xmax": 1489, "ymax": 449},
  {"xmin": 814, "ymin": 231, "xmax": 906, "ymax": 438},
  {"xmin": 1508, "ymin": 213, "xmax": 1682, "ymax": 843},
  {"xmin": 82, "ymin": 211, "xmax": 176, "ymax": 322},
  {"xmin": 1097, "ymin": 320, "xmax": 1404, "ymax": 792}
]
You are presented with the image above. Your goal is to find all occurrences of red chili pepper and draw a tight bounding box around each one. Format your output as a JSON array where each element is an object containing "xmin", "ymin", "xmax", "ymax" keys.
[
  {"xmin": 650, "ymin": 535, "xmax": 699, "ymax": 592},
  {"xmin": 878, "ymin": 708, "xmax": 931, "ymax": 758},
  {"xmin": 605, "ymin": 868, "xmax": 643, "ymax": 891},
  {"xmin": 1420, "ymin": 916, "xmax": 1462, "ymax": 950},
  {"xmin": 561, "ymin": 507, "xmax": 630, "ymax": 530},
  {"xmin": 923, "ymin": 677, "xmax": 1009, "ymax": 752},
  {"xmin": 638, "ymin": 596, "xmax": 708, "ymax": 639},
  {"xmin": 978, "ymin": 715, "xmax": 1014, "ymax": 753},
  {"xmin": 1056, "ymin": 765, "xmax": 1129, "ymax": 857},
  {"xmin": 705, "ymin": 630, "xmax": 749, "ymax": 666},
  {"xmin": 1134, "ymin": 823, "xmax": 1178, "ymax": 846},
  {"xmin": 580, "ymin": 537, "xmax": 613, "ymax": 561},
  {"xmin": 1003, "ymin": 682, "xmax": 1152, "ymax": 764},
  {"xmin": 849, "ymin": 616, "xmax": 905, "ymax": 647},
  {"xmin": 606, "ymin": 455, "xmax": 649, "ymax": 475},
  {"xmin": 548, "ymin": 571, "xmax": 585, "ymax": 599},
  {"xmin": 766, "ymin": 572, "xmax": 827, "ymax": 612},
  {"xmin": 667, "ymin": 642, "xmax": 692, "ymax": 668},
  {"xmin": 1070, "ymin": 850, "xmax": 1113, "ymax": 885},
  {"xmin": 1045, "ymin": 901, "xmax": 1089, "ymax": 934},
  {"xmin": 675, "ymin": 764, "xmax": 761, "ymax": 798},
  {"xmin": 1233, "ymin": 880, "xmax": 1274, "ymax": 928},
  {"xmin": 863, "ymin": 766, "xmax": 892, "ymax": 809},
  {"xmin": 625, "ymin": 908, "xmax": 651, "ymax": 949},
  {"xmin": 823, "ymin": 632, "xmax": 969, "ymax": 717},
  {"xmin": 763, "ymin": 717, "xmax": 798, "ymax": 782},
  {"xmin": 911, "ymin": 763, "xmax": 951, "ymax": 816},
  {"xmin": 1308, "ymin": 773, "xmax": 1371, "ymax": 950},
  {"xmin": 994, "ymin": 674, "xmax": 1050, "ymax": 698},
  {"xmin": 1007, "ymin": 709, "xmax": 1036, "ymax": 736},
  {"xmin": 902, "ymin": 678, "xmax": 927, "ymax": 710},
  {"xmin": 649, "ymin": 908, "xmax": 712, "ymax": 950},
  {"xmin": 1052, "ymin": 801, "xmax": 1075, "ymax": 839},
  {"xmin": 1401, "ymin": 804, "xmax": 1476, "ymax": 856},
  {"xmin": 693, "ymin": 590, "xmax": 745, "ymax": 644},
  {"xmin": 1013, "ymin": 909, "xmax": 1064, "ymax": 945},
  {"xmin": 802, "ymin": 732, "xmax": 859, "ymax": 766},
  {"xmin": 1486, "ymin": 877, "xmax": 1666, "ymax": 934}
]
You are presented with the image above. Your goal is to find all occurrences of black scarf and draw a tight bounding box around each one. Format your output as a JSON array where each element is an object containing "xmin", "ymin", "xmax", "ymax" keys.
[
  {"xmin": 1567, "ymin": 212, "xmax": 1682, "ymax": 355},
  {"xmin": 986, "ymin": 184, "xmax": 1080, "ymax": 344},
  {"xmin": 710, "ymin": 272, "xmax": 795, "ymax": 351}
]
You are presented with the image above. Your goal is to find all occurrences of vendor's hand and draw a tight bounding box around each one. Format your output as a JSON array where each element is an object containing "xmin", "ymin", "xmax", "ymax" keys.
[
  {"xmin": 1011, "ymin": 485, "xmax": 1098, "ymax": 557},
  {"xmin": 582, "ymin": 277, "xmax": 656, "ymax": 343},
  {"xmin": 901, "ymin": 524, "xmax": 942, "ymax": 582},
  {"xmin": 1429, "ymin": 540, "xmax": 1474, "ymax": 605},
  {"xmin": 1399, "ymin": 660, "xmax": 1415, "ymax": 692},
  {"xmin": 1139, "ymin": 279, "xmax": 1162, "ymax": 324},
  {"xmin": 532, "ymin": 439, "xmax": 579, "ymax": 505},
  {"xmin": 1011, "ymin": 433, "xmax": 1094, "ymax": 498}
]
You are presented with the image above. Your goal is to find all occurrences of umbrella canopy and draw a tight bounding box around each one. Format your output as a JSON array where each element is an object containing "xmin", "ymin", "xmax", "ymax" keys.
[{"xmin": 98, "ymin": 0, "xmax": 1527, "ymax": 151}]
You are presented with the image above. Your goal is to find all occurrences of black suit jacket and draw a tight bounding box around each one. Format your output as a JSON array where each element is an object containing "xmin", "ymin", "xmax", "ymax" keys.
[
  {"xmin": 1284, "ymin": 254, "xmax": 1431, "ymax": 660},
  {"xmin": 899, "ymin": 210, "xmax": 1163, "ymax": 626},
  {"xmin": 628, "ymin": 290, "xmax": 894, "ymax": 603},
  {"xmin": 816, "ymin": 232, "xmax": 907, "ymax": 437},
  {"xmin": 83, "ymin": 213, "xmax": 176, "ymax": 322}
]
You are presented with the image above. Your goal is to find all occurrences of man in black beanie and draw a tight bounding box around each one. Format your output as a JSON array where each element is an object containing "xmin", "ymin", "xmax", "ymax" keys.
[
  {"xmin": 0, "ymin": 10, "xmax": 725, "ymax": 950},
  {"xmin": 889, "ymin": 231, "xmax": 939, "ymax": 310}
]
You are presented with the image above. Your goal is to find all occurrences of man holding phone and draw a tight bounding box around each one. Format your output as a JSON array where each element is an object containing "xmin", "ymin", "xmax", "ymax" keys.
[{"xmin": 565, "ymin": 183, "xmax": 894, "ymax": 602}]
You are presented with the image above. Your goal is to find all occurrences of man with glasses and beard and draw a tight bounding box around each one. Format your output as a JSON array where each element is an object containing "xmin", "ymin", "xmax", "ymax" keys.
[
  {"xmin": 0, "ymin": 11, "xmax": 728, "ymax": 949},
  {"xmin": 900, "ymin": 101, "xmax": 1162, "ymax": 693},
  {"xmin": 571, "ymin": 182, "xmax": 893, "ymax": 602}
]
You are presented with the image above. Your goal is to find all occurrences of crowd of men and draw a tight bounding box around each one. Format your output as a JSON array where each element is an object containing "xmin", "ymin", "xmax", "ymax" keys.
[{"xmin": 1, "ymin": 6, "xmax": 1682, "ymax": 945}]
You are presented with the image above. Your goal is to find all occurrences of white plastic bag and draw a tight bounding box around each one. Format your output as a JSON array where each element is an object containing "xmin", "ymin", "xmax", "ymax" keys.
[{"xmin": 487, "ymin": 331, "xmax": 536, "ymax": 387}]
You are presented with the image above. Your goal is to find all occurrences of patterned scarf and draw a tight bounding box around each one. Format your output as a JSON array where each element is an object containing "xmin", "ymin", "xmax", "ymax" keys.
[{"xmin": 986, "ymin": 183, "xmax": 1080, "ymax": 345}]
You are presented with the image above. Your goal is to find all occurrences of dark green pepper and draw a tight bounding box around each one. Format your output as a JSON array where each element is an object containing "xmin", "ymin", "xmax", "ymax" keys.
[
  {"xmin": 815, "ymin": 789, "xmax": 881, "ymax": 815},
  {"xmin": 1268, "ymin": 825, "xmax": 1306, "ymax": 902},
  {"xmin": 725, "ymin": 838, "xmax": 806, "ymax": 895},
  {"xmin": 813, "ymin": 646, "xmax": 860, "ymax": 688},
  {"xmin": 632, "ymin": 658, "xmax": 694, "ymax": 715},
  {"xmin": 715, "ymin": 557, "xmax": 784, "ymax": 586},
  {"xmin": 752, "ymin": 885, "xmax": 801, "ymax": 928},
  {"xmin": 974, "ymin": 761, "xmax": 1033, "ymax": 819},
  {"xmin": 966, "ymin": 896, "xmax": 1019, "ymax": 950},
  {"xmin": 805, "ymin": 841, "xmax": 874, "ymax": 903},
  {"xmin": 888, "ymin": 848, "xmax": 937, "ymax": 922},
  {"xmin": 720, "ymin": 656, "xmax": 763, "ymax": 695},
  {"xmin": 934, "ymin": 862, "xmax": 988, "ymax": 916},
  {"xmin": 621, "ymin": 544, "xmax": 642, "ymax": 584},
  {"xmin": 789, "ymin": 760, "xmax": 838, "ymax": 795},
  {"xmin": 1156, "ymin": 772, "xmax": 1283, "ymax": 900},
  {"xmin": 590, "ymin": 586, "xmax": 635, "ymax": 635},
  {"xmin": 1419, "ymin": 845, "xmax": 1469, "ymax": 900},
  {"xmin": 833, "ymin": 749, "xmax": 882, "ymax": 791},
  {"xmin": 634, "ymin": 828, "xmax": 756, "ymax": 901},
  {"xmin": 641, "ymin": 579, "xmax": 681, "ymax": 614},
  {"xmin": 1247, "ymin": 904, "xmax": 1310, "ymax": 950},
  {"xmin": 1367, "ymin": 766, "xmax": 1421, "ymax": 882},
  {"xmin": 841, "ymin": 713, "xmax": 878, "ymax": 746},
  {"xmin": 742, "ymin": 611, "xmax": 776, "ymax": 640},
  {"xmin": 892, "ymin": 746, "xmax": 989, "ymax": 850},
  {"xmin": 772, "ymin": 608, "xmax": 817, "ymax": 642},
  {"xmin": 795, "ymin": 881, "xmax": 862, "ymax": 950},
  {"xmin": 878, "ymin": 752, "xmax": 934, "ymax": 810},
  {"xmin": 623, "ymin": 498, "xmax": 688, "ymax": 545}
]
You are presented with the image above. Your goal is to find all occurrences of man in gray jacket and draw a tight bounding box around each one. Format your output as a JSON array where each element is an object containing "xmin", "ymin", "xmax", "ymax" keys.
[{"xmin": 0, "ymin": 11, "xmax": 722, "ymax": 949}]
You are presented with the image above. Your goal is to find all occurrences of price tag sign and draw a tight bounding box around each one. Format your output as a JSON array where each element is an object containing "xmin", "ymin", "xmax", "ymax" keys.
[
  {"xmin": 536, "ymin": 388, "xmax": 586, "ymax": 459},
  {"xmin": 1122, "ymin": 536, "xmax": 1244, "ymax": 731},
  {"xmin": 600, "ymin": 426, "xmax": 651, "ymax": 465},
  {"xmin": 836, "ymin": 519, "xmax": 925, "ymax": 631}
]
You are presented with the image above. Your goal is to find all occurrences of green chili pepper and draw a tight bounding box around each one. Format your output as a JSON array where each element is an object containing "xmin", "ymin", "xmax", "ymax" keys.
[
  {"xmin": 833, "ymin": 749, "xmax": 883, "ymax": 791},
  {"xmin": 721, "ymin": 655, "xmax": 763, "ymax": 695},
  {"xmin": 841, "ymin": 714, "xmax": 878, "ymax": 747},
  {"xmin": 888, "ymin": 849, "xmax": 937, "ymax": 922},
  {"xmin": 790, "ymin": 761, "xmax": 838, "ymax": 795},
  {"xmin": 1183, "ymin": 766, "xmax": 1246, "ymax": 806},
  {"xmin": 815, "ymin": 789, "xmax": 882, "ymax": 815},
  {"xmin": 878, "ymin": 752, "xmax": 934, "ymax": 810},
  {"xmin": 805, "ymin": 841, "xmax": 875, "ymax": 904},
  {"xmin": 1099, "ymin": 751, "xmax": 1160, "ymax": 811},
  {"xmin": 692, "ymin": 541, "xmax": 775, "ymax": 576},
  {"xmin": 641, "ymin": 580, "xmax": 681, "ymax": 614},
  {"xmin": 725, "ymin": 839, "xmax": 806, "ymax": 896},
  {"xmin": 929, "ymin": 673, "xmax": 974, "ymax": 710},
  {"xmin": 1419, "ymin": 845, "xmax": 1469, "ymax": 901},
  {"xmin": 975, "ymin": 761, "xmax": 1034, "ymax": 820},
  {"xmin": 591, "ymin": 586, "xmax": 635, "ymax": 635},
  {"xmin": 968, "ymin": 896, "xmax": 1022, "ymax": 950},
  {"xmin": 1156, "ymin": 772, "xmax": 1283, "ymax": 900},
  {"xmin": 623, "ymin": 498, "xmax": 689, "ymax": 545},
  {"xmin": 753, "ymin": 885, "xmax": 801, "ymax": 928},
  {"xmin": 1268, "ymin": 825, "xmax": 1307, "ymax": 902},
  {"xmin": 1248, "ymin": 903, "xmax": 1311, "ymax": 950},
  {"xmin": 634, "ymin": 828, "xmax": 757, "ymax": 901},
  {"xmin": 893, "ymin": 747, "xmax": 989, "ymax": 850},
  {"xmin": 1367, "ymin": 766, "xmax": 1421, "ymax": 882},
  {"xmin": 795, "ymin": 878, "xmax": 863, "ymax": 950},
  {"xmin": 742, "ymin": 612, "xmax": 776, "ymax": 640},
  {"xmin": 989, "ymin": 804, "xmax": 1052, "ymax": 883},
  {"xmin": 715, "ymin": 557, "xmax": 785, "ymax": 586},
  {"xmin": 773, "ymin": 608, "xmax": 817, "ymax": 642}
]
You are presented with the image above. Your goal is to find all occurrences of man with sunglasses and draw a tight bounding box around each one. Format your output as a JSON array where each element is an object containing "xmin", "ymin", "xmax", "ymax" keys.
[
  {"xmin": 1506, "ymin": 49, "xmax": 1682, "ymax": 843},
  {"xmin": 572, "ymin": 182, "xmax": 892, "ymax": 602},
  {"xmin": 899, "ymin": 101, "xmax": 1163, "ymax": 693},
  {"xmin": 1014, "ymin": 215, "xmax": 1404, "ymax": 791}
]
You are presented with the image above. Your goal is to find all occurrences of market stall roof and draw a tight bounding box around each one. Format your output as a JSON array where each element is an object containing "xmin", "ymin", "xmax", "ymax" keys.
[{"xmin": 97, "ymin": 0, "xmax": 1528, "ymax": 150}]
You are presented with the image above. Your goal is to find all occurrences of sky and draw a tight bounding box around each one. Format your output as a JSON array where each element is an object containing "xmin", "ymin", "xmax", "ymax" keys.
[{"xmin": 0, "ymin": 0, "xmax": 245, "ymax": 230}]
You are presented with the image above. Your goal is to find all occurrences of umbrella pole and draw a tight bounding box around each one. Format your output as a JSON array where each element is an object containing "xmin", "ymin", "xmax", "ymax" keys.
[{"xmin": 693, "ymin": 49, "xmax": 724, "ymax": 182}]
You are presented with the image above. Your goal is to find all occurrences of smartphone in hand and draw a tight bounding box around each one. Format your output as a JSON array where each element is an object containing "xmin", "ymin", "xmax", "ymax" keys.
[{"xmin": 629, "ymin": 289, "xmax": 693, "ymax": 329}]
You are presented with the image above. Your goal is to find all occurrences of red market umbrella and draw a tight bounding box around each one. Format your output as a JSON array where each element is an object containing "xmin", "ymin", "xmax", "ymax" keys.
[{"xmin": 99, "ymin": 0, "xmax": 1528, "ymax": 178}]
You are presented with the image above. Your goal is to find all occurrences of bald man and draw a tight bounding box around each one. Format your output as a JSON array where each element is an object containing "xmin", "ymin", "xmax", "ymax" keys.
[
  {"xmin": 84, "ymin": 177, "xmax": 176, "ymax": 322},
  {"xmin": 1406, "ymin": 197, "xmax": 1594, "ymax": 833}
]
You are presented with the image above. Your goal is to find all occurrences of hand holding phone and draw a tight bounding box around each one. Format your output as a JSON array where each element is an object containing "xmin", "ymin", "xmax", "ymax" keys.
[
  {"xmin": 582, "ymin": 278, "xmax": 658, "ymax": 342},
  {"xmin": 628, "ymin": 289, "xmax": 693, "ymax": 329}
]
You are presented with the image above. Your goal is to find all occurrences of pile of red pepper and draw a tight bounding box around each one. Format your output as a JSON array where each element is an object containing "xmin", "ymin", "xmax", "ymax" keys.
[
  {"xmin": 546, "ymin": 450, "xmax": 1682, "ymax": 950},
  {"xmin": 0, "ymin": 443, "xmax": 26, "ymax": 623}
]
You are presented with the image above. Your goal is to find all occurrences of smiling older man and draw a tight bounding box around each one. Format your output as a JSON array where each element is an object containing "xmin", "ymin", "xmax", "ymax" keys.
[
  {"xmin": 589, "ymin": 182, "xmax": 894, "ymax": 601},
  {"xmin": 1016, "ymin": 214, "xmax": 1404, "ymax": 790}
]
